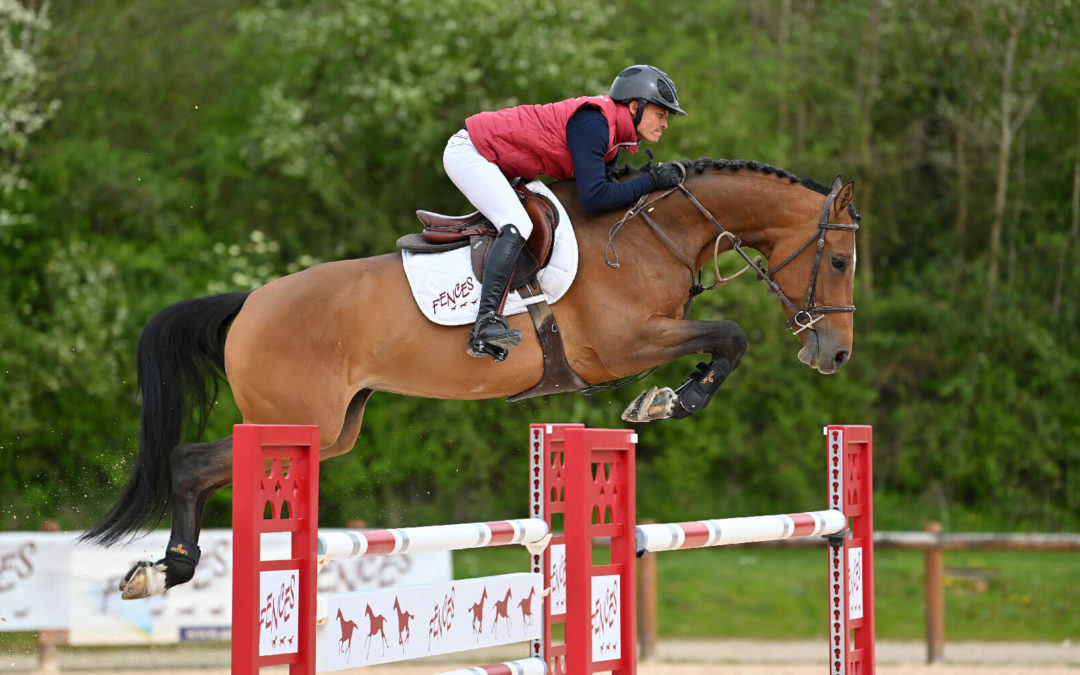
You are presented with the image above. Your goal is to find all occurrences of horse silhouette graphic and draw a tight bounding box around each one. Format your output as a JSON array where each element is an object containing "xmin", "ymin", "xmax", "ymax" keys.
[
  {"xmin": 491, "ymin": 588, "xmax": 513, "ymax": 637},
  {"xmin": 334, "ymin": 608, "xmax": 359, "ymax": 659},
  {"xmin": 518, "ymin": 586, "xmax": 537, "ymax": 627},
  {"xmin": 364, "ymin": 604, "xmax": 390, "ymax": 657},
  {"xmin": 467, "ymin": 587, "xmax": 488, "ymax": 638},
  {"xmin": 393, "ymin": 596, "xmax": 415, "ymax": 651}
]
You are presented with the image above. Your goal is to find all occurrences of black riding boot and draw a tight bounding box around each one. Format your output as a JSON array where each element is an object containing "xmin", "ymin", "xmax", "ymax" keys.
[{"xmin": 467, "ymin": 225, "xmax": 527, "ymax": 361}]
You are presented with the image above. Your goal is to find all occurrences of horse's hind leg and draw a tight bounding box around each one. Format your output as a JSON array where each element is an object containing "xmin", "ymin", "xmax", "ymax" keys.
[
  {"xmin": 119, "ymin": 389, "xmax": 374, "ymax": 599},
  {"xmin": 119, "ymin": 434, "xmax": 233, "ymax": 599}
]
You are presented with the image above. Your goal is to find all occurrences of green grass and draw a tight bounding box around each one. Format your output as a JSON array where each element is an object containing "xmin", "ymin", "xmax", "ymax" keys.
[{"xmin": 454, "ymin": 546, "xmax": 1080, "ymax": 641}]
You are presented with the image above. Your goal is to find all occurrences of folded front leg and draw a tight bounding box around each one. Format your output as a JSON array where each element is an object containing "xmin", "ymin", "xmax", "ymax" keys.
[{"xmin": 621, "ymin": 319, "xmax": 746, "ymax": 423}]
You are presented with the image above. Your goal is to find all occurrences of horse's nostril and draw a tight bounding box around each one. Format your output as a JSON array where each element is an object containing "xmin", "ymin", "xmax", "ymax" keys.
[{"xmin": 835, "ymin": 350, "xmax": 850, "ymax": 368}]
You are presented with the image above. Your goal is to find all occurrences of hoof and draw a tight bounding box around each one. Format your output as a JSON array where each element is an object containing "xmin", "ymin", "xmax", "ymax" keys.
[
  {"xmin": 621, "ymin": 386, "xmax": 677, "ymax": 423},
  {"xmin": 119, "ymin": 560, "xmax": 168, "ymax": 599}
]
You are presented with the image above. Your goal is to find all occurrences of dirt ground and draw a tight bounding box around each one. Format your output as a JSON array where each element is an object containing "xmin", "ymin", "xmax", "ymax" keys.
[
  {"xmin": 19, "ymin": 640, "xmax": 1079, "ymax": 674},
  {"xmin": 89, "ymin": 666, "xmax": 1079, "ymax": 675}
]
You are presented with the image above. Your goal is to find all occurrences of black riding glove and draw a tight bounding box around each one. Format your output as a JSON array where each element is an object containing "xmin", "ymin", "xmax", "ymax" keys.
[{"xmin": 648, "ymin": 162, "xmax": 683, "ymax": 190}]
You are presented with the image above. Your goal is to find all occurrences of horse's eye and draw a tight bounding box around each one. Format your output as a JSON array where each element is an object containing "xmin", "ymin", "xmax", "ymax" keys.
[{"xmin": 831, "ymin": 256, "xmax": 847, "ymax": 272}]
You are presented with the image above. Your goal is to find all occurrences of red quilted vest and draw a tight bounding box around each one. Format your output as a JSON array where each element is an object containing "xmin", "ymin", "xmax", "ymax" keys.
[{"xmin": 465, "ymin": 95, "xmax": 639, "ymax": 181}]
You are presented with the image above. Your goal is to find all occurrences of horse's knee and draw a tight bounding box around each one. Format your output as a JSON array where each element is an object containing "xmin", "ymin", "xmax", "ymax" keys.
[{"xmin": 714, "ymin": 321, "xmax": 747, "ymax": 363}]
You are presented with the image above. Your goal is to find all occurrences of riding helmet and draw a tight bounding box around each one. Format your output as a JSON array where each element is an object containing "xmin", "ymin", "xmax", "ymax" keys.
[{"xmin": 609, "ymin": 65, "xmax": 687, "ymax": 117}]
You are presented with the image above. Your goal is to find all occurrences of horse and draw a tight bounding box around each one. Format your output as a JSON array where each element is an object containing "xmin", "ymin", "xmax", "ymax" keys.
[{"xmin": 80, "ymin": 158, "xmax": 860, "ymax": 600}]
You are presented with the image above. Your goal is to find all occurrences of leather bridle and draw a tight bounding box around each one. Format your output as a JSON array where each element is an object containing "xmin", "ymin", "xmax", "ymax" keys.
[{"xmin": 606, "ymin": 167, "xmax": 860, "ymax": 335}]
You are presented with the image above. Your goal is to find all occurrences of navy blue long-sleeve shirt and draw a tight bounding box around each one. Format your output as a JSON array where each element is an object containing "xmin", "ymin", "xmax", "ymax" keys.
[{"xmin": 565, "ymin": 107, "xmax": 656, "ymax": 213}]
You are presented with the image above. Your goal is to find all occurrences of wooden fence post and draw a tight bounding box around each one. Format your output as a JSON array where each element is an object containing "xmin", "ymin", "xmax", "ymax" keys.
[
  {"xmin": 37, "ymin": 520, "xmax": 66, "ymax": 675},
  {"xmin": 925, "ymin": 521, "xmax": 945, "ymax": 664}
]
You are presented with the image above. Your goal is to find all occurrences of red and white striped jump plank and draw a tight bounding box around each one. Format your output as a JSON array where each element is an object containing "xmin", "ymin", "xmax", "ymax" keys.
[
  {"xmin": 432, "ymin": 658, "xmax": 547, "ymax": 675},
  {"xmin": 318, "ymin": 518, "xmax": 548, "ymax": 562},
  {"xmin": 635, "ymin": 509, "xmax": 847, "ymax": 554}
]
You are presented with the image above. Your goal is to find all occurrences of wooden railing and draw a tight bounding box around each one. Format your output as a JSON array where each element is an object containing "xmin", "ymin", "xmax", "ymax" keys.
[{"xmin": 636, "ymin": 522, "xmax": 1080, "ymax": 664}]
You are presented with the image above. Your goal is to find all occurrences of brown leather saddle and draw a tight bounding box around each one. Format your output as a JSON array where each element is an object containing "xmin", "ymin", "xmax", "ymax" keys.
[
  {"xmin": 397, "ymin": 182, "xmax": 588, "ymax": 402},
  {"xmin": 399, "ymin": 182, "xmax": 558, "ymax": 289}
]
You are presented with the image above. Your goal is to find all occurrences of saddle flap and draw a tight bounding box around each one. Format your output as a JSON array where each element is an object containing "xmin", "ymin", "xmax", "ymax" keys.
[
  {"xmin": 516, "ymin": 183, "xmax": 557, "ymax": 268},
  {"xmin": 469, "ymin": 235, "xmax": 542, "ymax": 291}
]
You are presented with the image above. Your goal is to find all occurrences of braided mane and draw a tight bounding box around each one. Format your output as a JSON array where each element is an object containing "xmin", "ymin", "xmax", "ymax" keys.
[{"xmin": 614, "ymin": 157, "xmax": 832, "ymax": 196}]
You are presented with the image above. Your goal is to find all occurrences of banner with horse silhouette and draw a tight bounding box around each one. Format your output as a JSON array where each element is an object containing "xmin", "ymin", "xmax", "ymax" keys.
[{"xmin": 314, "ymin": 573, "xmax": 541, "ymax": 670}]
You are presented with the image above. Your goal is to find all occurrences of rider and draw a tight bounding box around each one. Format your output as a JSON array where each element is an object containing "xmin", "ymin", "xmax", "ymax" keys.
[{"xmin": 444, "ymin": 64, "xmax": 687, "ymax": 361}]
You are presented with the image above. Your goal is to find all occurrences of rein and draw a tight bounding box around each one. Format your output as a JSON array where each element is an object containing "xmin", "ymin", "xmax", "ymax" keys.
[{"xmin": 605, "ymin": 170, "xmax": 860, "ymax": 335}]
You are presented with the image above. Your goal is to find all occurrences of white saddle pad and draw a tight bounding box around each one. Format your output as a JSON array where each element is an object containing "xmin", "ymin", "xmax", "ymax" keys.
[{"xmin": 401, "ymin": 181, "xmax": 578, "ymax": 326}]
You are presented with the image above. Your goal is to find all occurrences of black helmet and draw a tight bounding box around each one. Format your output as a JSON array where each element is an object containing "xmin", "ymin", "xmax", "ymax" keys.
[{"xmin": 609, "ymin": 65, "xmax": 687, "ymax": 117}]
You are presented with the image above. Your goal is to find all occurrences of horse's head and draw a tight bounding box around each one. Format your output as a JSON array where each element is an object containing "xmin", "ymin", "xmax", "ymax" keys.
[{"xmin": 765, "ymin": 175, "xmax": 858, "ymax": 374}]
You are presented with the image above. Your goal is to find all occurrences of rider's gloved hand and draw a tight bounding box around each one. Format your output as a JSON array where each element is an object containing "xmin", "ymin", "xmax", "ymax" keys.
[{"xmin": 648, "ymin": 162, "xmax": 683, "ymax": 190}]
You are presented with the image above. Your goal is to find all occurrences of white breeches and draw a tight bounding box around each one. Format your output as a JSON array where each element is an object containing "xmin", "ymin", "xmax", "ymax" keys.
[{"xmin": 443, "ymin": 129, "xmax": 533, "ymax": 238}]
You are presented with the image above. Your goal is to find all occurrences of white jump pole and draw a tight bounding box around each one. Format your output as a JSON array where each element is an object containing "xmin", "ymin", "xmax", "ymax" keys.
[
  {"xmin": 316, "ymin": 517, "xmax": 549, "ymax": 563},
  {"xmin": 635, "ymin": 509, "xmax": 847, "ymax": 553},
  {"xmin": 432, "ymin": 657, "xmax": 548, "ymax": 675}
]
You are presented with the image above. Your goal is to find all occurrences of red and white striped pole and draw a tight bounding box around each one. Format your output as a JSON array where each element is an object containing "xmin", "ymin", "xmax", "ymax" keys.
[
  {"xmin": 635, "ymin": 510, "xmax": 846, "ymax": 553},
  {"xmin": 317, "ymin": 518, "xmax": 548, "ymax": 562}
]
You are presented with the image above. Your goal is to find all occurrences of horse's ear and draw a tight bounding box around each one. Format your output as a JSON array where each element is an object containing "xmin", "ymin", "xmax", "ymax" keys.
[{"xmin": 833, "ymin": 180, "xmax": 855, "ymax": 219}]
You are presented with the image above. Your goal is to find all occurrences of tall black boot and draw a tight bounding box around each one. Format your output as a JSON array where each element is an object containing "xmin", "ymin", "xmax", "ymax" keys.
[{"xmin": 467, "ymin": 225, "xmax": 527, "ymax": 361}]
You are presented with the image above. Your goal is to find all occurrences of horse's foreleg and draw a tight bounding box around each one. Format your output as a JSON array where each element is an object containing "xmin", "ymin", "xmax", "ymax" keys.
[
  {"xmin": 622, "ymin": 319, "xmax": 747, "ymax": 423},
  {"xmin": 119, "ymin": 435, "xmax": 234, "ymax": 600}
]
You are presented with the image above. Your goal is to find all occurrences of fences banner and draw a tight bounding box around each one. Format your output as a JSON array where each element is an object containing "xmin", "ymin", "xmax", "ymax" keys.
[
  {"xmin": 0, "ymin": 532, "xmax": 72, "ymax": 630},
  {"xmin": 0, "ymin": 530, "xmax": 450, "ymax": 644}
]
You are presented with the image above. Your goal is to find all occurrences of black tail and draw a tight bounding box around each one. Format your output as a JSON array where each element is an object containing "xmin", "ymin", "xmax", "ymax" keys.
[{"xmin": 80, "ymin": 291, "xmax": 252, "ymax": 545}]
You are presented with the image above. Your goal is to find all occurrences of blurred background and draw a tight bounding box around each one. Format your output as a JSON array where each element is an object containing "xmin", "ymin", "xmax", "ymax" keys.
[{"xmin": 1, "ymin": 0, "xmax": 1078, "ymax": 666}]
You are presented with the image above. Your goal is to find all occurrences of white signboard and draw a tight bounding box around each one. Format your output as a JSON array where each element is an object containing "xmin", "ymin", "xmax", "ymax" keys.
[
  {"xmin": 591, "ymin": 575, "xmax": 621, "ymax": 663},
  {"xmin": 548, "ymin": 544, "xmax": 566, "ymax": 615},
  {"xmin": 315, "ymin": 573, "xmax": 541, "ymax": 672},
  {"xmin": 0, "ymin": 529, "xmax": 451, "ymax": 644},
  {"xmin": 848, "ymin": 546, "xmax": 863, "ymax": 620},
  {"xmin": 259, "ymin": 569, "xmax": 300, "ymax": 656},
  {"xmin": 0, "ymin": 532, "xmax": 71, "ymax": 630}
]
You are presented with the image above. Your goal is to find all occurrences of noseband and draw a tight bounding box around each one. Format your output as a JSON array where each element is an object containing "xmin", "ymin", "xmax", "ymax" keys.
[{"xmin": 606, "ymin": 168, "xmax": 860, "ymax": 335}]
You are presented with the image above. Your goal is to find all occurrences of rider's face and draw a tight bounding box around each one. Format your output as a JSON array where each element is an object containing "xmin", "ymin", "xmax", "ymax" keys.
[{"xmin": 631, "ymin": 102, "xmax": 669, "ymax": 143}]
